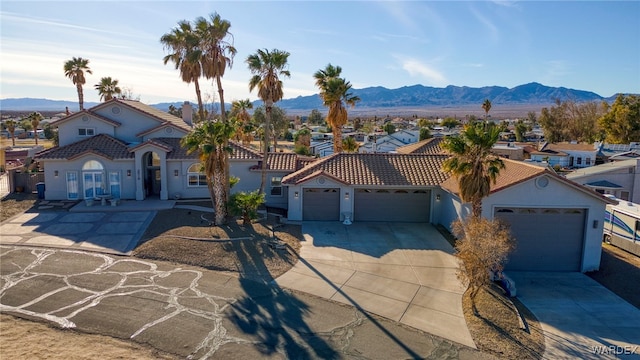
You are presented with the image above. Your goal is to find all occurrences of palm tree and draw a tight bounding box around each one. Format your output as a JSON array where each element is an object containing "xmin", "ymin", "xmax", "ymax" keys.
[
  {"xmin": 94, "ymin": 77, "xmax": 122, "ymax": 101},
  {"xmin": 5, "ymin": 119, "xmax": 17, "ymax": 146},
  {"xmin": 482, "ymin": 99, "xmax": 492, "ymax": 121},
  {"xmin": 161, "ymin": 20, "xmax": 206, "ymax": 121},
  {"xmin": 246, "ymin": 48, "xmax": 290, "ymax": 193},
  {"xmin": 195, "ymin": 13, "xmax": 236, "ymax": 122},
  {"xmin": 63, "ymin": 57, "xmax": 92, "ymax": 111},
  {"xmin": 231, "ymin": 99, "xmax": 253, "ymax": 142},
  {"xmin": 342, "ymin": 136, "xmax": 359, "ymax": 153},
  {"xmin": 181, "ymin": 121, "xmax": 235, "ymax": 225},
  {"xmin": 28, "ymin": 112, "xmax": 43, "ymax": 145},
  {"xmin": 314, "ymin": 64, "xmax": 361, "ymax": 153},
  {"xmin": 441, "ymin": 122, "xmax": 505, "ymax": 218}
]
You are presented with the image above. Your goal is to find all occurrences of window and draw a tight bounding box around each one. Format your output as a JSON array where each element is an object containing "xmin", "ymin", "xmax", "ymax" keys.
[
  {"xmin": 187, "ymin": 163, "xmax": 207, "ymax": 187},
  {"xmin": 66, "ymin": 172, "xmax": 79, "ymax": 200},
  {"xmin": 621, "ymin": 191, "xmax": 630, "ymax": 201},
  {"xmin": 270, "ymin": 177, "xmax": 282, "ymax": 196},
  {"xmin": 576, "ymin": 157, "xmax": 582, "ymax": 165},
  {"xmin": 586, "ymin": 157, "xmax": 591, "ymax": 165},
  {"xmin": 78, "ymin": 128, "xmax": 95, "ymax": 136}
]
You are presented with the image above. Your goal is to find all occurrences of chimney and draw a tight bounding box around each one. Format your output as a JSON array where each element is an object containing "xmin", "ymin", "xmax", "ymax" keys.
[{"xmin": 182, "ymin": 101, "xmax": 193, "ymax": 126}]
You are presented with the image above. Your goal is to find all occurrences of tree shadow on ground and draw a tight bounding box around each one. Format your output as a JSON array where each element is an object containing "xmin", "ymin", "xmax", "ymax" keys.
[{"xmin": 224, "ymin": 236, "xmax": 339, "ymax": 359}]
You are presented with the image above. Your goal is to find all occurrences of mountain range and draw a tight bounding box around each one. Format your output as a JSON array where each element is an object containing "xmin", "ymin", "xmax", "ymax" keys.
[{"xmin": 0, "ymin": 82, "xmax": 627, "ymax": 113}]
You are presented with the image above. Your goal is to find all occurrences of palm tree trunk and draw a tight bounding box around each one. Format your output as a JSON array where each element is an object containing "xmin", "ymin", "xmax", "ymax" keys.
[
  {"xmin": 260, "ymin": 100, "xmax": 272, "ymax": 194},
  {"xmin": 213, "ymin": 152, "xmax": 227, "ymax": 225},
  {"xmin": 10, "ymin": 131, "xmax": 15, "ymax": 146},
  {"xmin": 216, "ymin": 76, "xmax": 226, "ymax": 120},
  {"xmin": 216, "ymin": 75, "xmax": 231, "ymax": 216},
  {"xmin": 334, "ymin": 125, "xmax": 343, "ymax": 153},
  {"xmin": 77, "ymin": 84, "xmax": 84, "ymax": 111},
  {"xmin": 194, "ymin": 79, "xmax": 205, "ymax": 122},
  {"xmin": 472, "ymin": 200, "xmax": 482, "ymax": 219}
]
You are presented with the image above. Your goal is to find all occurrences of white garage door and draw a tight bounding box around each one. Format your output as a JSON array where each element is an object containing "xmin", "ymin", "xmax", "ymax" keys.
[
  {"xmin": 495, "ymin": 207, "xmax": 586, "ymax": 271},
  {"xmin": 303, "ymin": 188, "xmax": 340, "ymax": 221},
  {"xmin": 354, "ymin": 189, "xmax": 431, "ymax": 222}
]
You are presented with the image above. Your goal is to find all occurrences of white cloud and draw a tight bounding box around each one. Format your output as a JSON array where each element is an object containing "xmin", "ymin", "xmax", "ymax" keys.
[
  {"xmin": 469, "ymin": 6, "xmax": 500, "ymax": 42},
  {"xmin": 396, "ymin": 56, "xmax": 447, "ymax": 86}
]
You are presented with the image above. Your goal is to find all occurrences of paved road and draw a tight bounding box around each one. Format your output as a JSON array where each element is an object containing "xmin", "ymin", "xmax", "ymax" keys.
[
  {"xmin": 276, "ymin": 222, "xmax": 475, "ymax": 348},
  {"xmin": 0, "ymin": 246, "xmax": 492, "ymax": 360},
  {"xmin": 509, "ymin": 272, "xmax": 640, "ymax": 360}
]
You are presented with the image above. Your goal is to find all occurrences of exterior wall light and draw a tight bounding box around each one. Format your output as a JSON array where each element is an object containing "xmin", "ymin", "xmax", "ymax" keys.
[
  {"xmin": 127, "ymin": 169, "xmax": 132, "ymax": 177},
  {"xmin": 54, "ymin": 170, "xmax": 59, "ymax": 177},
  {"xmin": 294, "ymin": 191, "xmax": 299, "ymax": 199},
  {"xmin": 174, "ymin": 169, "xmax": 179, "ymax": 177},
  {"xmin": 345, "ymin": 192, "xmax": 350, "ymax": 200},
  {"xmin": 436, "ymin": 194, "xmax": 441, "ymax": 201}
]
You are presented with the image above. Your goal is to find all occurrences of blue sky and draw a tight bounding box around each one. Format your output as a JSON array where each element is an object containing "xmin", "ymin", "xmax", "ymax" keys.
[{"xmin": 1, "ymin": 1, "xmax": 639, "ymax": 105}]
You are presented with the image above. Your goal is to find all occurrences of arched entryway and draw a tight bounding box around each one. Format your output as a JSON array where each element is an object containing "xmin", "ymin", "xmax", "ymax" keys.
[{"xmin": 143, "ymin": 151, "xmax": 161, "ymax": 197}]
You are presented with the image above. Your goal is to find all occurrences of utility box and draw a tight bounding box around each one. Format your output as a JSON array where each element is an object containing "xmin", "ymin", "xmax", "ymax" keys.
[{"xmin": 36, "ymin": 182, "xmax": 45, "ymax": 199}]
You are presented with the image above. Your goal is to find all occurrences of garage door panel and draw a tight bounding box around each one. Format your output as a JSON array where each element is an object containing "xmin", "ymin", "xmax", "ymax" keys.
[
  {"xmin": 354, "ymin": 189, "xmax": 430, "ymax": 222},
  {"xmin": 303, "ymin": 188, "xmax": 340, "ymax": 221},
  {"xmin": 495, "ymin": 209, "xmax": 585, "ymax": 271}
]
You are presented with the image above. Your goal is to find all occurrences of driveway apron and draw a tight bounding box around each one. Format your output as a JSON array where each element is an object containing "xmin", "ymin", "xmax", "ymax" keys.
[
  {"xmin": 275, "ymin": 221, "xmax": 476, "ymax": 348},
  {"xmin": 508, "ymin": 272, "xmax": 640, "ymax": 360}
]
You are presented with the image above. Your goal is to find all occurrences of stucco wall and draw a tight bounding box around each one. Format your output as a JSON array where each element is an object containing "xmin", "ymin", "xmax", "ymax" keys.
[
  {"xmin": 58, "ymin": 116, "xmax": 116, "ymax": 147},
  {"xmin": 92, "ymin": 105, "xmax": 162, "ymax": 144},
  {"xmin": 42, "ymin": 157, "xmax": 135, "ymax": 200}
]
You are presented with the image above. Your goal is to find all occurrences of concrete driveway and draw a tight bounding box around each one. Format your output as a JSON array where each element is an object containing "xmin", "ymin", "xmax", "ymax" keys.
[
  {"xmin": 275, "ymin": 221, "xmax": 475, "ymax": 348},
  {"xmin": 0, "ymin": 210, "xmax": 155, "ymax": 254},
  {"xmin": 508, "ymin": 272, "xmax": 640, "ymax": 360}
]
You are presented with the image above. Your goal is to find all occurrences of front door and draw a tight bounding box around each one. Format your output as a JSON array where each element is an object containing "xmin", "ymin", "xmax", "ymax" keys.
[{"xmin": 146, "ymin": 169, "xmax": 161, "ymax": 196}]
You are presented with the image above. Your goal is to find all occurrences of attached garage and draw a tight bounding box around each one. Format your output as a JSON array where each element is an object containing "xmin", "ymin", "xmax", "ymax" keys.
[
  {"xmin": 354, "ymin": 189, "xmax": 431, "ymax": 222},
  {"xmin": 303, "ymin": 188, "xmax": 340, "ymax": 221},
  {"xmin": 495, "ymin": 207, "xmax": 586, "ymax": 271}
]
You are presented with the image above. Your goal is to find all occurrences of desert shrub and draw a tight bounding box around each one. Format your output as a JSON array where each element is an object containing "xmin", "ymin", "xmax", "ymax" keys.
[
  {"xmin": 294, "ymin": 144, "xmax": 312, "ymax": 156},
  {"xmin": 452, "ymin": 217, "xmax": 514, "ymax": 313},
  {"xmin": 229, "ymin": 190, "xmax": 265, "ymax": 225}
]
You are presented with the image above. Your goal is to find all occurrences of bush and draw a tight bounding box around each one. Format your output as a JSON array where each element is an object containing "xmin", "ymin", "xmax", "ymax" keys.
[
  {"xmin": 452, "ymin": 218, "xmax": 514, "ymax": 313},
  {"xmin": 229, "ymin": 190, "xmax": 265, "ymax": 225},
  {"xmin": 294, "ymin": 144, "xmax": 312, "ymax": 156}
]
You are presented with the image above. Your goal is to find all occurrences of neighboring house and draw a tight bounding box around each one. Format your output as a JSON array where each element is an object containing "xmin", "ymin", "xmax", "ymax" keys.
[
  {"xmin": 358, "ymin": 136, "xmax": 406, "ymax": 153},
  {"xmin": 529, "ymin": 142, "xmax": 599, "ymax": 168},
  {"xmin": 389, "ymin": 129, "xmax": 419, "ymax": 144},
  {"xmin": 491, "ymin": 142, "xmax": 525, "ymax": 160},
  {"xmin": 395, "ymin": 137, "xmax": 444, "ymax": 155},
  {"xmin": 566, "ymin": 159, "xmax": 640, "ymax": 202},
  {"xmin": 437, "ymin": 159, "xmax": 613, "ymax": 272},
  {"xmin": 34, "ymin": 98, "xmax": 313, "ymax": 207},
  {"xmin": 310, "ymin": 141, "xmax": 333, "ymax": 157},
  {"xmin": 597, "ymin": 142, "xmax": 640, "ymax": 163}
]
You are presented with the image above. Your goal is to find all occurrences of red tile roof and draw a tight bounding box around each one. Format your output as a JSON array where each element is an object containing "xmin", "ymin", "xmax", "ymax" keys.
[
  {"xmin": 35, "ymin": 134, "xmax": 133, "ymax": 160},
  {"xmin": 282, "ymin": 153, "xmax": 449, "ymax": 186},
  {"xmin": 440, "ymin": 159, "xmax": 546, "ymax": 195},
  {"xmin": 395, "ymin": 137, "xmax": 445, "ymax": 154}
]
